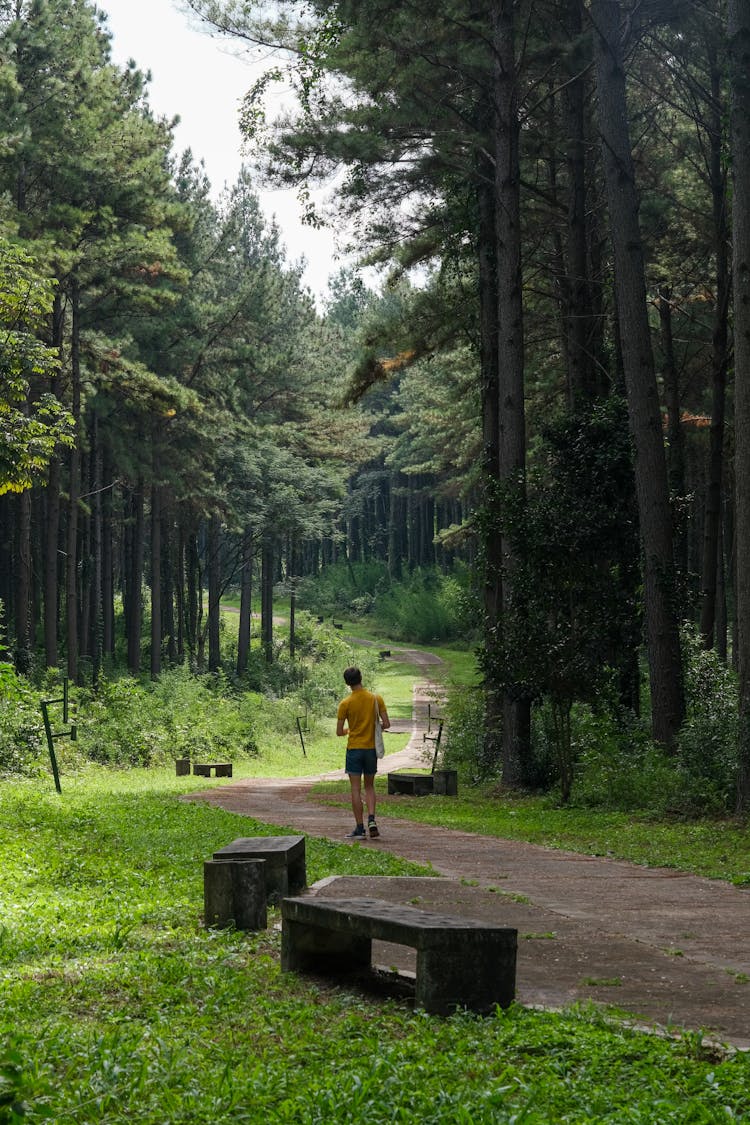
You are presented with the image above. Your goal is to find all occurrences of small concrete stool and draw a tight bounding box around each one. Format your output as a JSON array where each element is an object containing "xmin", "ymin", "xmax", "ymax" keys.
[
  {"xmin": 213, "ymin": 836, "xmax": 306, "ymax": 904},
  {"xmin": 175, "ymin": 758, "xmax": 191, "ymax": 776},
  {"xmin": 203, "ymin": 858, "xmax": 267, "ymax": 931},
  {"xmin": 433, "ymin": 769, "xmax": 458, "ymax": 796}
]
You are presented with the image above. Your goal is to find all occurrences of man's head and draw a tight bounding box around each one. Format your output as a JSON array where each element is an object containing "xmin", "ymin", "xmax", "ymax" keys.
[{"xmin": 343, "ymin": 666, "xmax": 362, "ymax": 687}]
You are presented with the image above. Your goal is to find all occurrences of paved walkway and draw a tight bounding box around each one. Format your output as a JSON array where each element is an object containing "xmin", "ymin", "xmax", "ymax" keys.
[{"xmin": 189, "ymin": 651, "xmax": 750, "ymax": 1049}]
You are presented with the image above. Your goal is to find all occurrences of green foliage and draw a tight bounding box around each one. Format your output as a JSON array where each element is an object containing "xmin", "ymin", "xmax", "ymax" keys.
[
  {"xmin": 299, "ymin": 563, "xmax": 478, "ymax": 645},
  {"xmin": 441, "ymin": 685, "xmax": 492, "ymax": 781},
  {"xmin": 480, "ymin": 400, "xmax": 641, "ymax": 795},
  {"xmin": 568, "ymin": 707, "xmax": 679, "ymax": 812},
  {"xmin": 375, "ymin": 569, "xmax": 477, "ymax": 644},
  {"xmin": 674, "ymin": 630, "xmax": 739, "ymax": 814},
  {"xmin": 0, "ymin": 1040, "xmax": 34, "ymax": 1124},
  {"xmin": 78, "ymin": 668, "xmax": 260, "ymax": 768},
  {"xmin": 0, "ymin": 658, "xmax": 46, "ymax": 777},
  {"xmin": 0, "ymin": 239, "xmax": 73, "ymax": 493},
  {"xmin": 572, "ymin": 633, "xmax": 740, "ymax": 816},
  {"xmin": 298, "ymin": 560, "xmax": 391, "ymax": 618}
]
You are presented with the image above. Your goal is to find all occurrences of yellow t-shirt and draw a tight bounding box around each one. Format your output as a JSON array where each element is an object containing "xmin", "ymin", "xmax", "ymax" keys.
[{"xmin": 337, "ymin": 689, "xmax": 386, "ymax": 749}]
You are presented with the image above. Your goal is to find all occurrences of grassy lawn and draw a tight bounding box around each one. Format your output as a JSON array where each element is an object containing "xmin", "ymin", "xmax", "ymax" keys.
[{"xmin": 2, "ymin": 771, "xmax": 749, "ymax": 1123}]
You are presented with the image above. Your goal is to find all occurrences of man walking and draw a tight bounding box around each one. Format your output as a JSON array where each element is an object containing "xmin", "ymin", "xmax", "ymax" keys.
[{"xmin": 336, "ymin": 666, "xmax": 390, "ymax": 839}]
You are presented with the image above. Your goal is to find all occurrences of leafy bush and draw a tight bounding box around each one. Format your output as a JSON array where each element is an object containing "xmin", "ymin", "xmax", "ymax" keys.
[
  {"xmin": 570, "ymin": 706, "xmax": 679, "ymax": 811},
  {"xmin": 442, "ymin": 684, "xmax": 490, "ymax": 781},
  {"xmin": 299, "ymin": 562, "xmax": 480, "ymax": 644},
  {"xmin": 0, "ymin": 661, "xmax": 47, "ymax": 778},
  {"xmin": 374, "ymin": 569, "xmax": 478, "ymax": 644},
  {"xmin": 298, "ymin": 560, "xmax": 390, "ymax": 618},
  {"xmin": 673, "ymin": 629, "xmax": 739, "ymax": 814}
]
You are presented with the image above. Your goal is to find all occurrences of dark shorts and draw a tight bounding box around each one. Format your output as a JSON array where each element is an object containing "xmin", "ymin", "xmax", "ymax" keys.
[{"xmin": 346, "ymin": 748, "xmax": 378, "ymax": 776}]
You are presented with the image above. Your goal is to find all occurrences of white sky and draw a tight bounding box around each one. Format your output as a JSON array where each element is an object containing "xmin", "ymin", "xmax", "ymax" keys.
[{"xmin": 97, "ymin": 0, "xmax": 343, "ymax": 302}]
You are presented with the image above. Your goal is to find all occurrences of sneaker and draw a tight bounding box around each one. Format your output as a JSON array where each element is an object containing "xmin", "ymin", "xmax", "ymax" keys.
[
  {"xmin": 368, "ymin": 818, "xmax": 380, "ymax": 839},
  {"xmin": 346, "ymin": 825, "xmax": 366, "ymax": 839}
]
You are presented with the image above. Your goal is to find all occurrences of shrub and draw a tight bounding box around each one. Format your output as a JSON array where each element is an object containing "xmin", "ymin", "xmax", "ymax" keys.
[
  {"xmin": 0, "ymin": 661, "xmax": 47, "ymax": 778},
  {"xmin": 673, "ymin": 630, "xmax": 738, "ymax": 814},
  {"xmin": 442, "ymin": 685, "xmax": 497, "ymax": 782},
  {"xmin": 375, "ymin": 569, "xmax": 478, "ymax": 644},
  {"xmin": 570, "ymin": 705, "xmax": 679, "ymax": 811}
]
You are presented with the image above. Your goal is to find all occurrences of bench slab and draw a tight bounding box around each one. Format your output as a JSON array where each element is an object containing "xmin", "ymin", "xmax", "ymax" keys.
[
  {"xmin": 214, "ymin": 835, "xmax": 306, "ymax": 902},
  {"xmin": 387, "ymin": 772, "xmax": 434, "ymax": 796},
  {"xmin": 193, "ymin": 762, "xmax": 233, "ymax": 777},
  {"xmin": 387, "ymin": 770, "xmax": 458, "ymax": 797},
  {"xmin": 281, "ymin": 895, "xmax": 516, "ymax": 1015}
]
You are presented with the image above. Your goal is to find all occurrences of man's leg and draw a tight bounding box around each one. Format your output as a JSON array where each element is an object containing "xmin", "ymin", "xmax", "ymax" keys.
[
  {"xmin": 348, "ymin": 773, "xmax": 364, "ymax": 824},
  {"xmin": 363, "ymin": 774, "xmax": 376, "ymax": 818},
  {"xmin": 363, "ymin": 773, "xmax": 379, "ymax": 836}
]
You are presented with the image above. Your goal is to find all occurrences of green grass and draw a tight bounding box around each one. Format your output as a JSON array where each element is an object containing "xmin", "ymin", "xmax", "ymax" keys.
[{"xmin": 3, "ymin": 772, "xmax": 750, "ymax": 1124}]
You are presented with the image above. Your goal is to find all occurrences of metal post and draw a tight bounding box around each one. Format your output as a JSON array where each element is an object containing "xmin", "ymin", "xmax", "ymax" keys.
[
  {"xmin": 39, "ymin": 678, "xmax": 76, "ymax": 794},
  {"xmin": 296, "ymin": 716, "xmax": 307, "ymax": 758},
  {"xmin": 40, "ymin": 701, "xmax": 62, "ymax": 795}
]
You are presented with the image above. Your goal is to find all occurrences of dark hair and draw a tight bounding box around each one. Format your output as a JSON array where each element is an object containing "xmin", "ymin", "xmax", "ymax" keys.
[{"xmin": 343, "ymin": 666, "xmax": 362, "ymax": 686}]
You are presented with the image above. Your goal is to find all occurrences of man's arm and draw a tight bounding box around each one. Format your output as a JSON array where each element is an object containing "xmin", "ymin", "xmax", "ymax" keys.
[
  {"xmin": 379, "ymin": 700, "xmax": 391, "ymax": 730},
  {"xmin": 336, "ymin": 718, "xmax": 347, "ymax": 737}
]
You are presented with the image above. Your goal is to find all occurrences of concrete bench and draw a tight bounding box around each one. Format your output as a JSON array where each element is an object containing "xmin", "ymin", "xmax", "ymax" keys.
[
  {"xmin": 387, "ymin": 771, "xmax": 435, "ymax": 796},
  {"xmin": 213, "ymin": 835, "xmax": 306, "ymax": 903},
  {"xmin": 281, "ymin": 895, "xmax": 516, "ymax": 1015},
  {"xmin": 193, "ymin": 762, "xmax": 233, "ymax": 778},
  {"xmin": 204, "ymin": 857, "xmax": 267, "ymax": 931},
  {"xmin": 387, "ymin": 769, "xmax": 458, "ymax": 797}
]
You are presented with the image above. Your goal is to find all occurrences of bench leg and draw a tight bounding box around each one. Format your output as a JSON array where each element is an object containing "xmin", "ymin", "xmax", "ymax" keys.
[
  {"xmin": 415, "ymin": 938, "xmax": 517, "ymax": 1015},
  {"xmin": 203, "ymin": 859, "xmax": 267, "ymax": 931},
  {"xmin": 282, "ymin": 920, "xmax": 372, "ymax": 974}
]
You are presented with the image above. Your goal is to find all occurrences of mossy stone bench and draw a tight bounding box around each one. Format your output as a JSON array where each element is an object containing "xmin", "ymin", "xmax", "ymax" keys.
[
  {"xmin": 281, "ymin": 895, "xmax": 517, "ymax": 1015},
  {"xmin": 387, "ymin": 769, "xmax": 458, "ymax": 797},
  {"xmin": 213, "ymin": 835, "xmax": 306, "ymax": 903},
  {"xmin": 193, "ymin": 762, "xmax": 233, "ymax": 778},
  {"xmin": 387, "ymin": 772, "xmax": 435, "ymax": 796}
]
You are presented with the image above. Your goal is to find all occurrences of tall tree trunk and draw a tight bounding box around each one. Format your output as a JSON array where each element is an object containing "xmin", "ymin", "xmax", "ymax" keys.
[
  {"xmin": 494, "ymin": 0, "xmax": 531, "ymax": 785},
  {"xmin": 237, "ymin": 528, "xmax": 253, "ymax": 675},
  {"xmin": 207, "ymin": 513, "xmax": 221, "ymax": 673},
  {"xmin": 658, "ymin": 287, "xmax": 687, "ymax": 580},
  {"xmin": 43, "ymin": 291, "xmax": 65, "ymax": 667},
  {"xmin": 477, "ymin": 133, "xmax": 504, "ymax": 772},
  {"xmin": 592, "ymin": 0, "xmax": 684, "ymax": 747},
  {"xmin": 44, "ymin": 457, "xmax": 61, "ymax": 668},
  {"xmin": 729, "ymin": 0, "xmax": 750, "ymax": 809},
  {"xmin": 150, "ymin": 479, "xmax": 162, "ymax": 679},
  {"xmin": 66, "ymin": 281, "xmax": 81, "ymax": 683},
  {"xmin": 387, "ymin": 474, "xmax": 404, "ymax": 579},
  {"xmin": 79, "ymin": 446, "xmax": 92, "ymax": 663},
  {"xmin": 162, "ymin": 501, "xmax": 177, "ymax": 665},
  {"xmin": 288, "ymin": 538, "xmax": 296, "ymax": 661},
  {"xmin": 700, "ymin": 43, "xmax": 731, "ymax": 651},
  {"xmin": 176, "ymin": 522, "xmax": 186, "ymax": 663},
  {"xmin": 101, "ymin": 445, "xmax": 115, "ymax": 659},
  {"xmin": 261, "ymin": 544, "xmax": 274, "ymax": 663},
  {"xmin": 89, "ymin": 416, "xmax": 103, "ymax": 688},
  {"xmin": 561, "ymin": 0, "xmax": 598, "ymax": 408},
  {"xmin": 186, "ymin": 528, "xmax": 200, "ymax": 663},
  {"xmin": 15, "ymin": 487, "xmax": 31, "ymax": 670},
  {"xmin": 126, "ymin": 480, "xmax": 145, "ymax": 675}
]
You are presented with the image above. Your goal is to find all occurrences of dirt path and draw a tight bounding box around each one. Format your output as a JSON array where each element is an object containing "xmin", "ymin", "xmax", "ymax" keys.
[{"xmin": 189, "ymin": 649, "xmax": 750, "ymax": 1049}]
